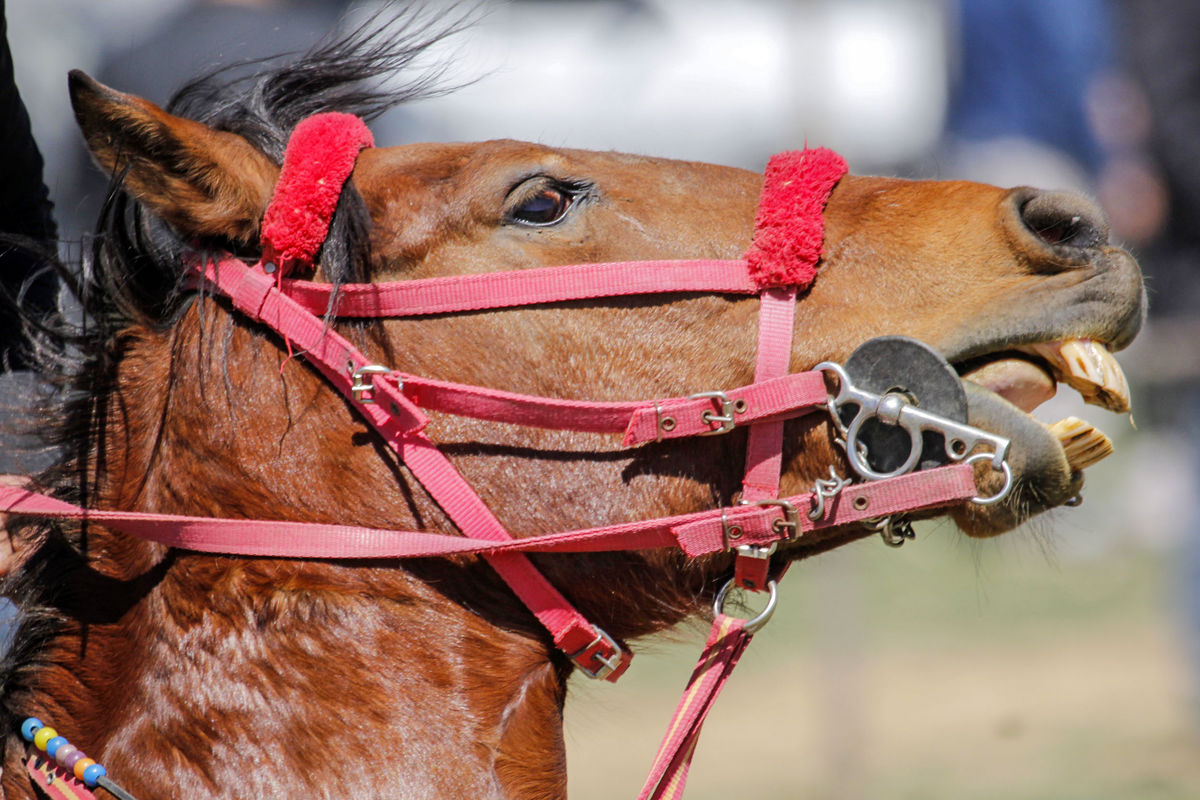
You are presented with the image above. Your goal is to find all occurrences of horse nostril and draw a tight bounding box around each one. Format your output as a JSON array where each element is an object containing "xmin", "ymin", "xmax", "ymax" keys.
[{"xmin": 1019, "ymin": 190, "xmax": 1110, "ymax": 250}]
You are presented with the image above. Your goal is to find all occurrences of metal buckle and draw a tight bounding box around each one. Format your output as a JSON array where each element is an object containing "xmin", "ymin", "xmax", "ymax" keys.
[
  {"xmin": 751, "ymin": 498, "xmax": 800, "ymax": 540},
  {"xmin": 735, "ymin": 542, "xmax": 777, "ymax": 560},
  {"xmin": 568, "ymin": 627, "xmax": 625, "ymax": 681},
  {"xmin": 350, "ymin": 364, "xmax": 392, "ymax": 404},
  {"xmin": 688, "ymin": 391, "xmax": 746, "ymax": 435},
  {"xmin": 721, "ymin": 507, "xmax": 745, "ymax": 549}
]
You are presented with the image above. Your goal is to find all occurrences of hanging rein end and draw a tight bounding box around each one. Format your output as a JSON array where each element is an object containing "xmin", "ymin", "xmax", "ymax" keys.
[{"xmin": 744, "ymin": 147, "xmax": 849, "ymax": 291}]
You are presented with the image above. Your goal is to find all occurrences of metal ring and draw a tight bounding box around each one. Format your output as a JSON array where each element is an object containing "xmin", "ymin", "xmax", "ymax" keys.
[
  {"xmin": 966, "ymin": 453, "xmax": 1014, "ymax": 505},
  {"xmin": 713, "ymin": 578, "xmax": 778, "ymax": 634}
]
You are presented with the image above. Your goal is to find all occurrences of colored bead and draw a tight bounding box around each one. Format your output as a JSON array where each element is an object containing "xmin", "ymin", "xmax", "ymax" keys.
[
  {"xmin": 53, "ymin": 744, "xmax": 78, "ymax": 767},
  {"xmin": 81, "ymin": 764, "xmax": 106, "ymax": 788},
  {"xmin": 20, "ymin": 718, "xmax": 43, "ymax": 742},
  {"xmin": 72, "ymin": 758, "xmax": 95, "ymax": 781},
  {"xmin": 60, "ymin": 750, "xmax": 86, "ymax": 771},
  {"xmin": 33, "ymin": 726, "xmax": 58, "ymax": 751},
  {"xmin": 45, "ymin": 736, "xmax": 68, "ymax": 757}
]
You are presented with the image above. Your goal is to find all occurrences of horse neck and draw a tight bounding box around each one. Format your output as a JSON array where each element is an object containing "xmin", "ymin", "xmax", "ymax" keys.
[
  {"xmin": 14, "ymin": 305, "xmax": 596, "ymax": 798},
  {"xmin": 10, "ymin": 546, "xmax": 571, "ymax": 798}
]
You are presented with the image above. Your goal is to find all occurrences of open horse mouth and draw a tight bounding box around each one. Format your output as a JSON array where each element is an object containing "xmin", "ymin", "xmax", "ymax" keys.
[
  {"xmin": 957, "ymin": 337, "xmax": 1129, "ymax": 464},
  {"xmin": 945, "ymin": 334, "xmax": 1133, "ymax": 535}
]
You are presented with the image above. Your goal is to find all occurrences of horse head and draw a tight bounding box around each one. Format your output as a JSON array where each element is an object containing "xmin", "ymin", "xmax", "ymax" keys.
[
  {"xmin": 68, "ymin": 70, "xmax": 1143, "ymax": 548},
  {"xmin": 0, "ymin": 28, "xmax": 1143, "ymax": 800}
]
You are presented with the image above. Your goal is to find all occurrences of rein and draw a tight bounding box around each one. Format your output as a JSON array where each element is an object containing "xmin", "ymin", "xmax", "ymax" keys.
[{"xmin": 3, "ymin": 114, "xmax": 1013, "ymax": 800}]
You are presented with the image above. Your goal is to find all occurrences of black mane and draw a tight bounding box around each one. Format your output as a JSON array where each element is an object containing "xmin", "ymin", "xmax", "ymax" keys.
[{"xmin": 0, "ymin": 4, "xmax": 467, "ymax": 729}]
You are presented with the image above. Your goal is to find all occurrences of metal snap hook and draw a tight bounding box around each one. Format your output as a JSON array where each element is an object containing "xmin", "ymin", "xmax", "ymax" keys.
[
  {"xmin": 713, "ymin": 578, "xmax": 778, "ymax": 634},
  {"xmin": 808, "ymin": 465, "xmax": 850, "ymax": 521}
]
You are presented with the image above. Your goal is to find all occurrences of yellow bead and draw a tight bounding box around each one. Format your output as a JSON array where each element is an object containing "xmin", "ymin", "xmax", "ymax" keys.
[
  {"xmin": 32, "ymin": 727, "xmax": 57, "ymax": 751},
  {"xmin": 73, "ymin": 758, "xmax": 96, "ymax": 781}
]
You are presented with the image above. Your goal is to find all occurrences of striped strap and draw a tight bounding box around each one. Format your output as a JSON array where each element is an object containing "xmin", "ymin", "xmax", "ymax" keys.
[{"xmin": 637, "ymin": 615, "xmax": 754, "ymax": 800}]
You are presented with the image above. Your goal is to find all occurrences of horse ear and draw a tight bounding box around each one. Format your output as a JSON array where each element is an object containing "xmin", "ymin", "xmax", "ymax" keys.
[{"xmin": 68, "ymin": 70, "xmax": 278, "ymax": 244}]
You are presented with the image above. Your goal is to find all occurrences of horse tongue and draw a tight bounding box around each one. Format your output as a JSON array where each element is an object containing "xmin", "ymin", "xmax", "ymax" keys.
[{"xmin": 962, "ymin": 358, "xmax": 1057, "ymax": 413}]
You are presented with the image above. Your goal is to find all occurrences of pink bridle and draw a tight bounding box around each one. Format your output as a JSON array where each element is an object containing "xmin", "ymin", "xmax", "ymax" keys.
[{"xmin": 4, "ymin": 114, "xmax": 997, "ymax": 800}]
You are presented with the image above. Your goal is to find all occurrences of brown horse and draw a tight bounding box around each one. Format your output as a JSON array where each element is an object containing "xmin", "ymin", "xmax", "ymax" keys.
[{"xmin": 0, "ymin": 20, "xmax": 1143, "ymax": 800}]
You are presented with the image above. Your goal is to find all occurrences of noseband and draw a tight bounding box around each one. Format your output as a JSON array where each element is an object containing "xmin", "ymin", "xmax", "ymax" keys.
[{"xmin": 5, "ymin": 113, "xmax": 1013, "ymax": 800}]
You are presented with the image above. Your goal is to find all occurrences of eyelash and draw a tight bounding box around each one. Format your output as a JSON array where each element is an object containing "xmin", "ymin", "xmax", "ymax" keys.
[{"xmin": 506, "ymin": 179, "xmax": 590, "ymax": 227}]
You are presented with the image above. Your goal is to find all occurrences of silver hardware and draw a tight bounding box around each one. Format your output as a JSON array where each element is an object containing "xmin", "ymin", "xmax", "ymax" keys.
[
  {"xmin": 262, "ymin": 261, "xmax": 277, "ymax": 274},
  {"xmin": 966, "ymin": 452, "xmax": 1014, "ymax": 505},
  {"xmin": 713, "ymin": 578, "xmax": 778, "ymax": 634},
  {"xmin": 815, "ymin": 361, "xmax": 1011, "ymax": 482},
  {"xmin": 654, "ymin": 402, "xmax": 677, "ymax": 440},
  {"xmin": 569, "ymin": 626, "xmax": 625, "ymax": 680},
  {"xmin": 865, "ymin": 515, "xmax": 916, "ymax": 547},
  {"xmin": 689, "ymin": 390, "xmax": 741, "ymax": 435},
  {"xmin": 735, "ymin": 541, "xmax": 778, "ymax": 560},
  {"xmin": 721, "ymin": 508, "xmax": 744, "ymax": 548},
  {"xmin": 350, "ymin": 365, "xmax": 392, "ymax": 404},
  {"xmin": 808, "ymin": 465, "xmax": 850, "ymax": 521},
  {"xmin": 751, "ymin": 498, "xmax": 800, "ymax": 540}
]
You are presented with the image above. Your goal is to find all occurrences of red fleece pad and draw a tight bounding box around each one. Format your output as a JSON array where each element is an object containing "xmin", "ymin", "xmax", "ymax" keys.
[
  {"xmin": 261, "ymin": 112, "xmax": 374, "ymax": 273},
  {"xmin": 744, "ymin": 148, "xmax": 848, "ymax": 290}
]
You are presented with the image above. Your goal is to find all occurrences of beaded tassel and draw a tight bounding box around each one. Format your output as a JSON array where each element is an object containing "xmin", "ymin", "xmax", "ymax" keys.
[{"xmin": 21, "ymin": 718, "xmax": 139, "ymax": 800}]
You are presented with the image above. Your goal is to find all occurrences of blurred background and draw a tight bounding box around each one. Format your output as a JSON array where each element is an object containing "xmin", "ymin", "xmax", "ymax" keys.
[{"xmin": 5, "ymin": 0, "xmax": 1199, "ymax": 797}]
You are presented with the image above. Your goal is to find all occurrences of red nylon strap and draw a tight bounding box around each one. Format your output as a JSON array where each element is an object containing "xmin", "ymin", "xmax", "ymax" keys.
[
  {"xmin": 360, "ymin": 369, "xmax": 827, "ymax": 445},
  {"xmin": 734, "ymin": 289, "xmax": 797, "ymax": 590},
  {"xmin": 260, "ymin": 112, "xmax": 374, "ymax": 275},
  {"xmin": 0, "ymin": 464, "xmax": 977, "ymax": 561},
  {"xmin": 637, "ymin": 615, "xmax": 754, "ymax": 800},
  {"xmin": 278, "ymin": 259, "xmax": 759, "ymax": 317}
]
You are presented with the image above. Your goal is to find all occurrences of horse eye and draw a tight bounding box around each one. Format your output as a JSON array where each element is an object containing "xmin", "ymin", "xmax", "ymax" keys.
[{"xmin": 510, "ymin": 187, "xmax": 572, "ymax": 226}]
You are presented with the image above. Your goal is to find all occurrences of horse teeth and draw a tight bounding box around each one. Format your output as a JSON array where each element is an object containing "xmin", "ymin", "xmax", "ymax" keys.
[
  {"xmin": 1047, "ymin": 416, "xmax": 1113, "ymax": 471},
  {"xmin": 1027, "ymin": 339, "xmax": 1131, "ymax": 413}
]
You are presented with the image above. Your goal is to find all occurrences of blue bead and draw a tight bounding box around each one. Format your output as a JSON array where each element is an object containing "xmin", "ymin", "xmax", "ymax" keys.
[
  {"xmin": 45, "ymin": 736, "xmax": 68, "ymax": 757},
  {"xmin": 20, "ymin": 718, "xmax": 43, "ymax": 742},
  {"xmin": 81, "ymin": 763, "xmax": 106, "ymax": 788}
]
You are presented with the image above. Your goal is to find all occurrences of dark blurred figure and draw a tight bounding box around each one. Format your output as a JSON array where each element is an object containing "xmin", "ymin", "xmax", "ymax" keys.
[
  {"xmin": 0, "ymin": 0, "xmax": 60, "ymax": 475},
  {"xmin": 945, "ymin": 0, "xmax": 1116, "ymax": 187},
  {"xmin": 0, "ymin": 0, "xmax": 56, "ymax": 367},
  {"xmin": 1119, "ymin": 0, "xmax": 1200, "ymax": 706},
  {"xmin": 1121, "ymin": 2, "xmax": 1200, "ymax": 321}
]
